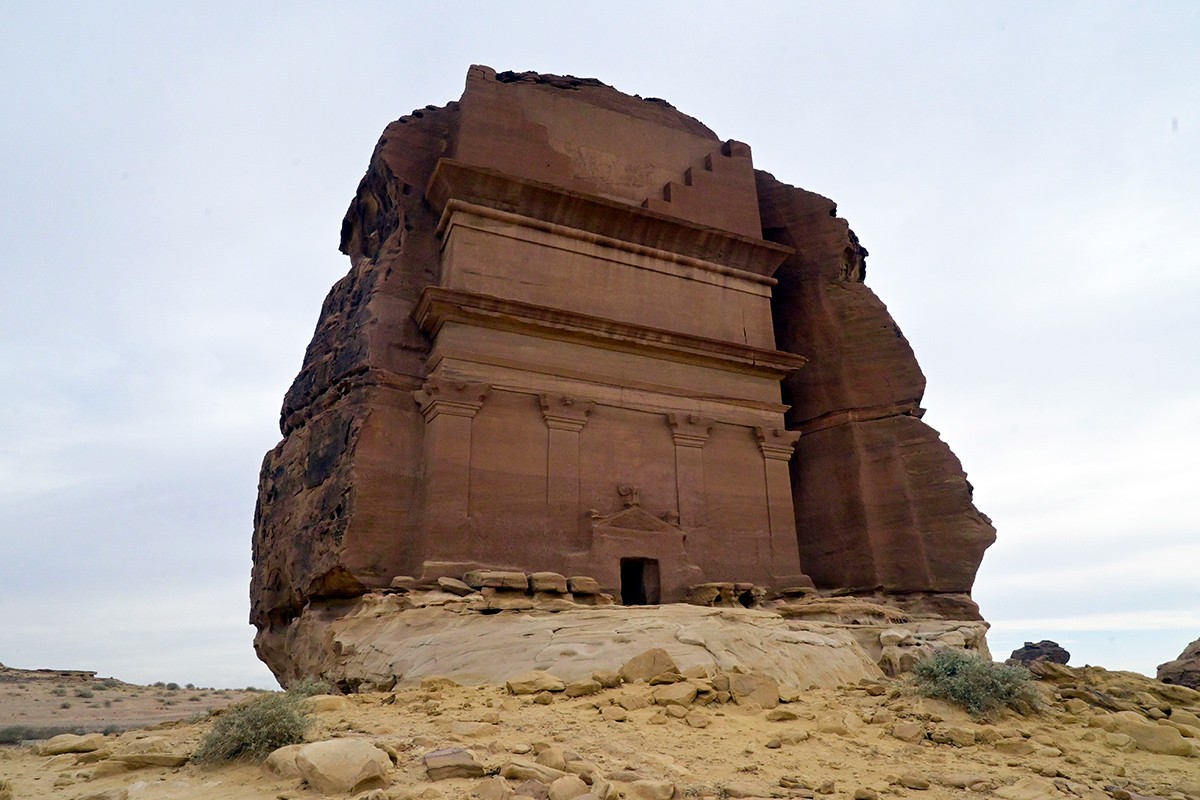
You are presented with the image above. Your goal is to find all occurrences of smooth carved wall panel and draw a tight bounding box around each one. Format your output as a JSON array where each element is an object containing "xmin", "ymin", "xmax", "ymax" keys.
[{"xmin": 438, "ymin": 210, "xmax": 776, "ymax": 347}]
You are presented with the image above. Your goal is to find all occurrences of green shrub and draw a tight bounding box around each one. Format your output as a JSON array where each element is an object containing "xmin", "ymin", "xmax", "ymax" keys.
[
  {"xmin": 912, "ymin": 649, "xmax": 1039, "ymax": 717},
  {"xmin": 0, "ymin": 725, "xmax": 84, "ymax": 745},
  {"xmin": 191, "ymin": 692, "xmax": 308, "ymax": 763}
]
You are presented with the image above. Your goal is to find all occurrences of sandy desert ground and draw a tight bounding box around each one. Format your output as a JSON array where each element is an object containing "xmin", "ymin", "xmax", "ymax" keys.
[{"xmin": 2, "ymin": 658, "xmax": 1199, "ymax": 800}]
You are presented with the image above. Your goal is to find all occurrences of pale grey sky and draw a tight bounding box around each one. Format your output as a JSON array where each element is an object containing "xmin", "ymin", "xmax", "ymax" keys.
[{"xmin": 1, "ymin": 1, "xmax": 1196, "ymax": 688}]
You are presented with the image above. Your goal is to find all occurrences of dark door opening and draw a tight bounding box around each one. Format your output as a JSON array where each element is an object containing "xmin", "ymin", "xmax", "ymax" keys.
[{"xmin": 620, "ymin": 558, "xmax": 660, "ymax": 605}]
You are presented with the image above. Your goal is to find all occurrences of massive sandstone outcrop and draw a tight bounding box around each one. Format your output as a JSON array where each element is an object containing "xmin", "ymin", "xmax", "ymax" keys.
[{"xmin": 251, "ymin": 66, "xmax": 995, "ymax": 685}]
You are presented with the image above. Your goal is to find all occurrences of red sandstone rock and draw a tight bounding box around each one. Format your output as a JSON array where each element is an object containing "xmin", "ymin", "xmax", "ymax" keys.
[{"xmin": 251, "ymin": 65, "xmax": 994, "ymax": 683}]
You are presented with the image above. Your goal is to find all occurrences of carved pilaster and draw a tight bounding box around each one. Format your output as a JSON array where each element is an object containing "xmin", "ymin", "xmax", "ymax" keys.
[
  {"xmin": 667, "ymin": 413, "xmax": 715, "ymax": 530},
  {"xmin": 755, "ymin": 426, "xmax": 804, "ymax": 578},
  {"xmin": 413, "ymin": 377, "xmax": 490, "ymax": 562},
  {"xmin": 755, "ymin": 426, "xmax": 800, "ymax": 461},
  {"xmin": 413, "ymin": 377, "xmax": 490, "ymax": 422},
  {"xmin": 667, "ymin": 413, "xmax": 715, "ymax": 448},
  {"xmin": 540, "ymin": 394, "xmax": 595, "ymax": 549},
  {"xmin": 539, "ymin": 394, "xmax": 595, "ymax": 431}
]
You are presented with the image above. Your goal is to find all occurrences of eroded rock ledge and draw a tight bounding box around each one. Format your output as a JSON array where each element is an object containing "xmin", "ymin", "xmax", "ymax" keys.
[{"xmin": 255, "ymin": 577, "xmax": 988, "ymax": 692}]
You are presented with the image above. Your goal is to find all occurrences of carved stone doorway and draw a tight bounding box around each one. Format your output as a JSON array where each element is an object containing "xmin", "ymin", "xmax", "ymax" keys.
[{"xmin": 620, "ymin": 557, "xmax": 661, "ymax": 605}]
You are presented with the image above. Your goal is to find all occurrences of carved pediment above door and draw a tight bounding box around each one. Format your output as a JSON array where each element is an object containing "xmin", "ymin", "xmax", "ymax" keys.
[{"xmin": 589, "ymin": 504, "xmax": 683, "ymax": 534}]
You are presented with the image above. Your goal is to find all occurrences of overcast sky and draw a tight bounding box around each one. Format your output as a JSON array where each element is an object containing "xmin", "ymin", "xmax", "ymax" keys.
[{"xmin": 1, "ymin": 2, "xmax": 1196, "ymax": 689}]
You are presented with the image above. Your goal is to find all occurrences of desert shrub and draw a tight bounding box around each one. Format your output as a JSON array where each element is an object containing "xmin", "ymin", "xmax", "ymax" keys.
[
  {"xmin": 0, "ymin": 725, "xmax": 83, "ymax": 745},
  {"xmin": 913, "ymin": 649, "xmax": 1039, "ymax": 717},
  {"xmin": 191, "ymin": 692, "xmax": 308, "ymax": 763},
  {"xmin": 166, "ymin": 682, "xmax": 180, "ymax": 691},
  {"xmin": 97, "ymin": 678, "xmax": 120, "ymax": 689},
  {"xmin": 75, "ymin": 688, "xmax": 93, "ymax": 698}
]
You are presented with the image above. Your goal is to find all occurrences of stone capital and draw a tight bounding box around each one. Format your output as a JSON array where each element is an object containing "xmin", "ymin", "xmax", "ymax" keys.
[
  {"xmin": 539, "ymin": 394, "xmax": 595, "ymax": 432},
  {"xmin": 413, "ymin": 377, "xmax": 490, "ymax": 422},
  {"xmin": 755, "ymin": 426, "xmax": 801, "ymax": 461},
  {"xmin": 667, "ymin": 413, "xmax": 715, "ymax": 448}
]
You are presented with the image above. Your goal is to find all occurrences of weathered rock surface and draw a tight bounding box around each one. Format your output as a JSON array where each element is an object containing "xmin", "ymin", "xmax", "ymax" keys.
[
  {"xmin": 757, "ymin": 177, "xmax": 994, "ymax": 619},
  {"xmin": 251, "ymin": 64, "xmax": 995, "ymax": 685},
  {"xmin": 1158, "ymin": 636, "xmax": 1200, "ymax": 688},
  {"xmin": 264, "ymin": 601, "xmax": 884, "ymax": 691}
]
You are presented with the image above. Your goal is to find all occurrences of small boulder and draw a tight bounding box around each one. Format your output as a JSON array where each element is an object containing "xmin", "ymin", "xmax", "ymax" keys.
[
  {"xmin": 507, "ymin": 670, "xmax": 566, "ymax": 695},
  {"xmin": 501, "ymin": 758, "xmax": 568, "ymax": 783},
  {"xmin": 530, "ymin": 572, "xmax": 569, "ymax": 593},
  {"xmin": 727, "ymin": 672, "xmax": 779, "ymax": 708},
  {"xmin": 535, "ymin": 745, "xmax": 568, "ymax": 772},
  {"xmin": 263, "ymin": 744, "xmax": 304, "ymax": 779},
  {"xmin": 879, "ymin": 629, "xmax": 914, "ymax": 647},
  {"xmin": 564, "ymin": 679, "xmax": 602, "ymax": 698},
  {"xmin": 626, "ymin": 780, "xmax": 675, "ymax": 800},
  {"xmin": 464, "ymin": 570, "xmax": 529, "ymax": 590},
  {"xmin": 296, "ymin": 739, "xmax": 392, "ymax": 794},
  {"xmin": 890, "ymin": 721, "xmax": 925, "ymax": 743},
  {"xmin": 724, "ymin": 781, "xmax": 772, "ymax": 798},
  {"xmin": 39, "ymin": 733, "xmax": 107, "ymax": 755},
  {"xmin": 111, "ymin": 736, "xmax": 189, "ymax": 768},
  {"xmin": 567, "ymin": 576, "xmax": 601, "ymax": 595},
  {"xmin": 548, "ymin": 775, "xmax": 590, "ymax": 800},
  {"xmin": 619, "ymin": 649, "xmax": 679, "ymax": 684},
  {"xmin": 652, "ymin": 681, "xmax": 697, "ymax": 707},
  {"xmin": 424, "ymin": 746, "xmax": 485, "ymax": 780},
  {"xmin": 476, "ymin": 776, "xmax": 516, "ymax": 800},
  {"xmin": 437, "ymin": 576, "xmax": 476, "ymax": 596},
  {"xmin": 592, "ymin": 670, "xmax": 622, "ymax": 689},
  {"xmin": 1009, "ymin": 640, "xmax": 1070, "ymax": 665}
]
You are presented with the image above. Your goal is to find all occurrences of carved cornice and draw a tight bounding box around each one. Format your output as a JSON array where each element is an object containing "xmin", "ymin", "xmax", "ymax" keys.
[
  {"xmin": 755, "ymin": 427, "xmax": 801, "ymax": 461},
  {"xmin": 413, "ymin": 377, "xmax": 490, "ymax": 422},
  {"xmin": 426, "ymin": 159, "xmax": 795, "ymax": 280},
  {"xmin": 413, "ymin": 286, "xmax": 807, "ymax": 380},
  {"xmin": 540, "ymin": 394, "xmax": 595, "ymax": 432}
]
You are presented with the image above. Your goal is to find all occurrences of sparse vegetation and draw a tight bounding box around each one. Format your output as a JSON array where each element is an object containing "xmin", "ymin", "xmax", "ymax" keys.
[
  {"xmin": 912, "ymin": 649, "xmax": 1040, "ymax": 717},
  {"xmin": 285, "ymin": 678, "xmax": 332, "ymax": 698},
  {"xmin": 74, "ymin": 688, "xmax": 93, "ymax": 698},
  {"xmin": 0, "ymin": 725, "xmax": 84, "ymax": 745},
  {"xmin": 191, "ymin": 691, "xmax": 308, "ymax": 763}
]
